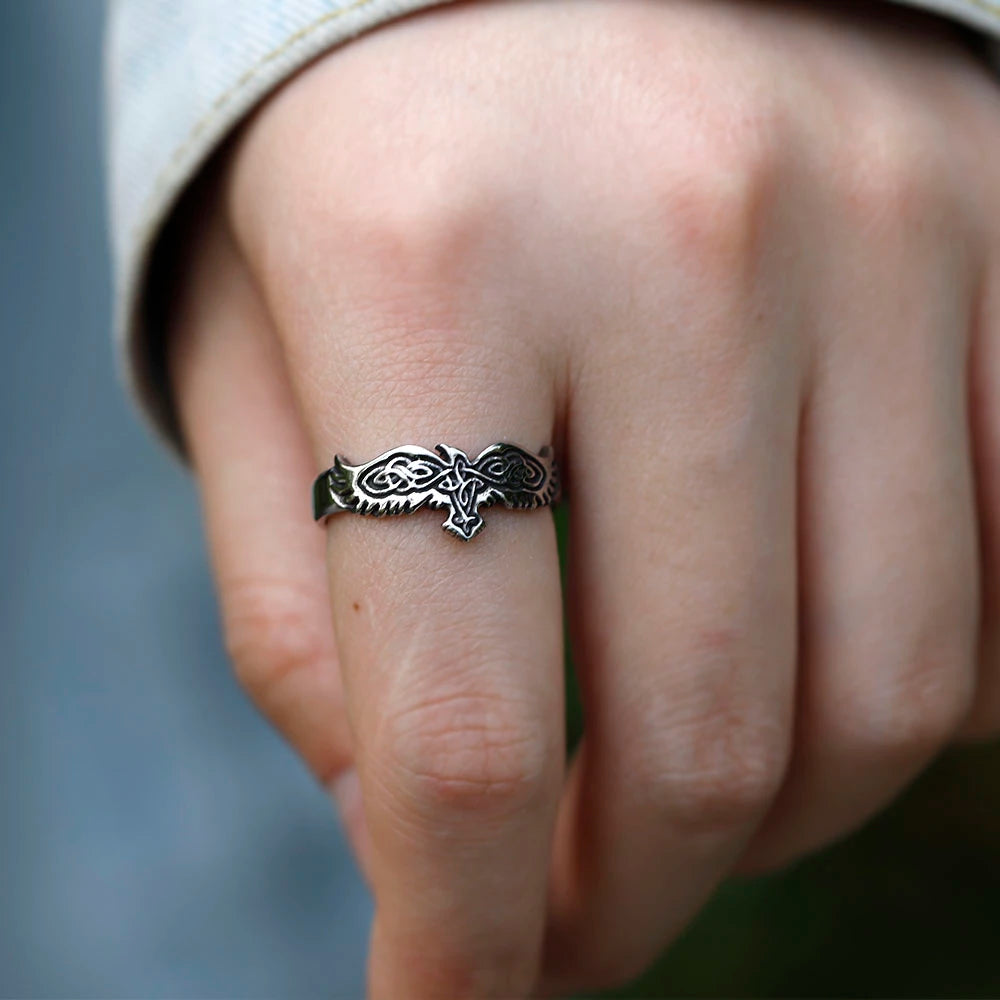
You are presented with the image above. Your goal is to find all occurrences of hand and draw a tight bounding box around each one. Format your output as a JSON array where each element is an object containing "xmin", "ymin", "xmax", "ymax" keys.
[{"xmin": 168, "ymin": 1, "xmax": 1000, "ymax": 994}]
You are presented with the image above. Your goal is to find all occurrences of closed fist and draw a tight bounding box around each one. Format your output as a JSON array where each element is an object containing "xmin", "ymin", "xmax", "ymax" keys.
[{"xmin": 169, "ymin": 2, "xmax": 1000, "ymax": 994}]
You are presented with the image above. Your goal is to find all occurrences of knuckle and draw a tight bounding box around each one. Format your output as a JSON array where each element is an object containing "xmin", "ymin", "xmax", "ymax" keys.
[
  {"xmin": 286, "ymin": 169, "xmax": 540, "ymax": 417},
  {"xmin": 845, "ymin": 641, "xmax": 975, "ymax": 762},
  {"xmin": 633, "ymin": 680, "xmax": 789, "ymax": 836},
  {"xmin": 617, "ymin": 107, "xmax": 788, "ymax": 402},
  {"xmin": 285, "ymin": 133, "xmax": 492, "ymax": 304},
  {"xmin": 245, "ymin": 144, "xmax": 499, "ymax": 366},
  {"xmin": 222, "ymin": 577, "xmax": 329, "ymax": 702},
  {"xmin": 334, "ymin": 169, "xmax": 489, "ymax": 294},
  {"xmin": 374, "ymin": 688, "xmax": 552, "ymax": 819},
  {"xmin": 235, "ymin": 77, "xmax": 495, "ymax": 295},
  {"xmin": 638, "ymin": 108, "xmax": 783, "ymax": 282},
  {"xmin": 659, "ymin": 722, "xmax": 787, "ymax": 835},
  {"xmin": 839, "ymin": 115, "xmax": 935, "ymax": 228}
]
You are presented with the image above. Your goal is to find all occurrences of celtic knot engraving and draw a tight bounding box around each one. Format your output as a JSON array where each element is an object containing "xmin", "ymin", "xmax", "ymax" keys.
[
  {"xmin": 315, "ymin": 443, "xmax": 560, "ymax": 541},
  {"xmin": 357, "ymin": 455, "xmax": 445, "ymax": 496}
]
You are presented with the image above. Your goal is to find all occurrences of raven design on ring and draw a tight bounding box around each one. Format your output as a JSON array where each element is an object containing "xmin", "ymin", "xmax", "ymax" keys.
[{"xmin": 313, "ymin": 443, "xmax": 560, "ymax": 541}]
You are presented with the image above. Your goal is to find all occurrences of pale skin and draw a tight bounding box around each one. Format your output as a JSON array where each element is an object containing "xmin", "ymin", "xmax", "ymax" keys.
[{"xmin": 167, "ymin": 0, "xmax": 1000, "ymax": 995}]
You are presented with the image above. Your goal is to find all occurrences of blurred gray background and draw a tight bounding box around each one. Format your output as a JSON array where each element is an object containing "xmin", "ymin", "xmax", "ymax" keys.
[{"xmin": 0, "ymin": 2, "xmax": 371, "ymax": 995}]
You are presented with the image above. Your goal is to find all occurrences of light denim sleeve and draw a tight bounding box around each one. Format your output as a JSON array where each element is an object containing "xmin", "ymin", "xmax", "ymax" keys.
[
  {"xmin": 106, "ymin": 0, "xmax": 459, "ymax": 459},
  {"xmin": 105, "ymin": 0, "xmax": 1000, "ymax": 460}
]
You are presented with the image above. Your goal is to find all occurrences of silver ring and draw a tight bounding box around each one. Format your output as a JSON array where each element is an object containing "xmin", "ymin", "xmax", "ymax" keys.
[{"xmin": 313, "ymin": 442, "xmax": 561, "ymax": 541}]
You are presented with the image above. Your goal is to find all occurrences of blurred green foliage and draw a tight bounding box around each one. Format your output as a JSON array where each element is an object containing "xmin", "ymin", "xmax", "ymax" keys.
[{"xmin": 554, "ymin": 506, "xmax": 1000, "ymax": 999}]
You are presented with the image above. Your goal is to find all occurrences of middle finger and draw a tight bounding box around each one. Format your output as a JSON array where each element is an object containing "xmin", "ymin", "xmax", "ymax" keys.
[{"xmin": 544, "ymin": 191, "xmax": 803, "ymax": 989}]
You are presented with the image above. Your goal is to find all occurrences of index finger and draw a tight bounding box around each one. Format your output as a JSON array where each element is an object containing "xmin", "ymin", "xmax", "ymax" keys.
[
  {"xmin": 226, "ymin": 56, "xmax": 568, "ymax": 989},
  {"xmin": 279, "ymin": 277, "xmax": 565, "ymax": 997},
  {"xmin": 331, "ymin": 478, "xmax": 563, "ymax": 997},
  {"xmin": 318, "ymin": 338, "xmax": 565, "ymax": 996}
]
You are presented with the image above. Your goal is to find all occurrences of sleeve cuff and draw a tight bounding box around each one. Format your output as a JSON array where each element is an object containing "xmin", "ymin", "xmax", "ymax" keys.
[{"xmin": 107, "ymin": 0, "xmax": 456, "ymax": 463}]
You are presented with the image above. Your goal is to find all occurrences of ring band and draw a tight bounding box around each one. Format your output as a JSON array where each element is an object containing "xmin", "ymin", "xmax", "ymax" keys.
[{"xmin": 313, "ymin": 442, "xmax": 561, "ymax": 541}]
